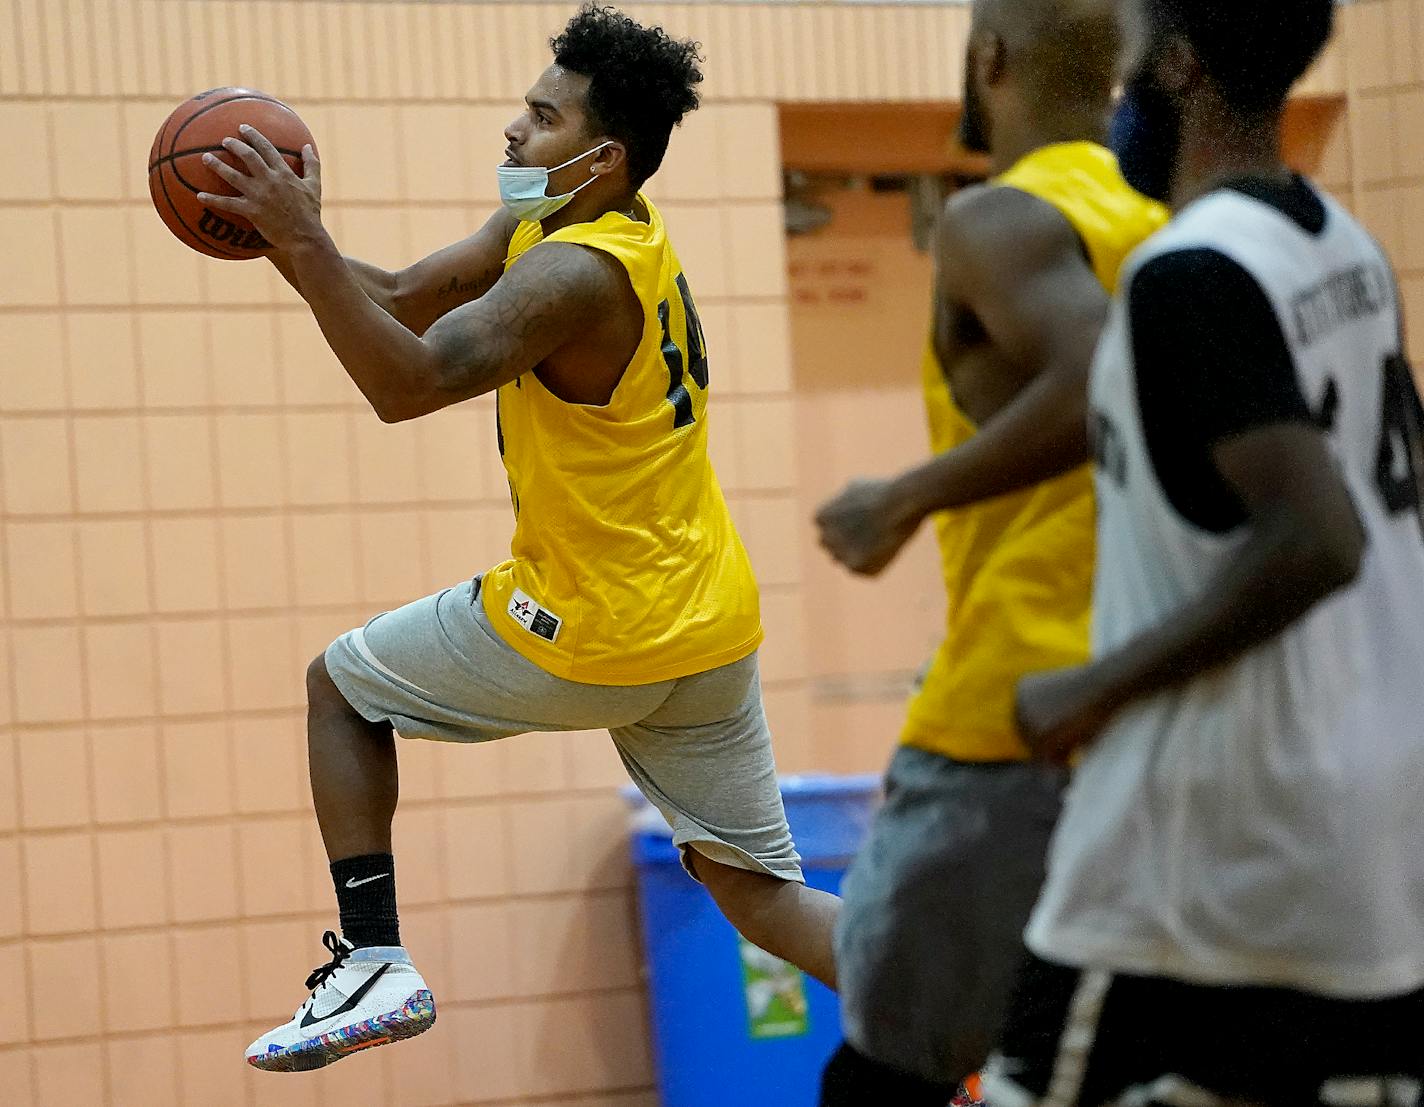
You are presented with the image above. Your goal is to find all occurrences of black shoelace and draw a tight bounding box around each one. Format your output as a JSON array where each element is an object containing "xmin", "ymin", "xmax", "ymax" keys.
[{"xmin": 304, "ymin": 930, "xmax": 351, "ymax": 992}]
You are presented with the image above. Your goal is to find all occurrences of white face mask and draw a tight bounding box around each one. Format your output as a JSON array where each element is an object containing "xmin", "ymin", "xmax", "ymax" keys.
[{"xmin": 496, "ymin": 141, "xmax": 613, "ymax": 221}]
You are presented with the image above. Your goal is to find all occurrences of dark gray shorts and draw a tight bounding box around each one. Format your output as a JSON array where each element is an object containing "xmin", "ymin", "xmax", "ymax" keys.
[{"xmin": 835, "ymin": 746, "xmax": 1067, "ymax": 1084}]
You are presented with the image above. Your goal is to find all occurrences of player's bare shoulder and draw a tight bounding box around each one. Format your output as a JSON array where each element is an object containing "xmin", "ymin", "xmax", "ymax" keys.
[
  {"xmin": 932, "ymin": 178, "xmax": 1110, "ymax": 424},
  {"xmin": 504, "ymin": 239, "xmax": 638, "ymax": 329},
  {"xmin": 931, "ymin": 184, "xmax": 1076, "ymax": 356},
  {"xmin": 937, "ymin": 183, "xmax": 1085, "ymax": 288},
  {"xmin": 497, "ymin": 239, "xmax": 643, "ymax": 403}
]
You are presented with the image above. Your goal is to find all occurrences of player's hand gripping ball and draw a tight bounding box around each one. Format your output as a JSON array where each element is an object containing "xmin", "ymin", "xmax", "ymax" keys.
[{"xmin": 148, "ymin": 87, "xmax": 319, "ymax": 260}]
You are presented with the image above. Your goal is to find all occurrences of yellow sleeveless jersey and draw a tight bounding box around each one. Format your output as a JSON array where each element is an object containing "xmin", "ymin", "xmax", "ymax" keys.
[
  {"xmin": 479, "ymin": 195, "xmax": 763, "ymax": 685},
  {"xmin": 902, "ymin": 142, "xmax": 1167, "ymax": 761}
]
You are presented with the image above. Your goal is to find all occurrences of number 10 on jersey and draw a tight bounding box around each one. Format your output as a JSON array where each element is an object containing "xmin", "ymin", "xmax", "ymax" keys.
[{"xmin": 660, "ymin": 272, "xmax": 709, "ymax": 430}]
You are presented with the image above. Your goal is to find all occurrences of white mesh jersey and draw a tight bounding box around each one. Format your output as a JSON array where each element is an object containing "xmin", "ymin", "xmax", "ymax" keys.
[{"xmin": 1026, "ymin": 184, "xmax": 1424, "ymax": 999}]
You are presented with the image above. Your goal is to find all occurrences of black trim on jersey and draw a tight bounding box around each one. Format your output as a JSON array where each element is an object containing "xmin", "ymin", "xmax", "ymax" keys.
[
  {"xmin": 1129, "ymin": 248, "xmax": 1314, "ymax": 532},
  {"xmin": 1216, "ymin": 173, "xmax": 1329, "ymax": 237}
]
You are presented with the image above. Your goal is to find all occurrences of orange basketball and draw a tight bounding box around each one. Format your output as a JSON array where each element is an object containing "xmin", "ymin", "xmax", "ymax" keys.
[{"xmin": 148, "ymin": 87, "xmax": 317, "ymax": 261}]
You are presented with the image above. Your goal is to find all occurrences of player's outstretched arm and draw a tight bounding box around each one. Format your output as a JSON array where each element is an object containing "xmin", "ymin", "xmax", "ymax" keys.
[
  {"xmin": 1017, "ymin": 423, "xmax": 1366, "ymax": 761},
  {"xmin": 290, "ymin": 237, "xmax": 611, "ymax": 423},
  {"xmin": 197, "ymin": 126, "xmax": 604, "ymax": 422},
  {"xmin": 269, "ymin": 248, "xmax": 395, "ymax": 314},
  {"xmin": 270, "ymin": 202, "xmax": 518, "ymax": 336},
  {"xmin": 816, "ymin": 186, "xmax": 1108, "ymax": 576},
  {"xmin": 373, "ymin": 207, "xmax": 521, "ymax": 336}
]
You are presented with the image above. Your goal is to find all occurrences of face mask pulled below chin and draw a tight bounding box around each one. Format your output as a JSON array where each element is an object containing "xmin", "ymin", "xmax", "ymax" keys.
[
  {"xmin": 1109, "ymin": 74, "xmax": 1182, "ymax": 204},
  {"xmin": 496, "ymin": 141, "xmax": 613, "ymax": 222}
]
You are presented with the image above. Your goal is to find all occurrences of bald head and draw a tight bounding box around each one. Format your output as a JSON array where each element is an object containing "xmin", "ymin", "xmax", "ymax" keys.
[
  {"xmin": 960, "ymin": 0, "xmax": 1122, "ymax": 160},
  {"xmin": 972, "ymin": 0, "xmax": 1121, "ymax": 102}
]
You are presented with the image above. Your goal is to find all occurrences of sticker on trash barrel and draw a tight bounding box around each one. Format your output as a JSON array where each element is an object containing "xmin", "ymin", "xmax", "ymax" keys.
[{"xmin": 738, "ymin": 936, "xmax": 810, "ymax": 1039}]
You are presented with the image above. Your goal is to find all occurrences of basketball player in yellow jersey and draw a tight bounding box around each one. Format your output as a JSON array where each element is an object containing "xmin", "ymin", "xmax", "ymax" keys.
[
  {"xmin": 196, "ymin": 5, "xmax": 840, "ymax": 1072},
  {"xmin": 814, "ymin": 1, "xmax": 1165, "ymax": 1102}
]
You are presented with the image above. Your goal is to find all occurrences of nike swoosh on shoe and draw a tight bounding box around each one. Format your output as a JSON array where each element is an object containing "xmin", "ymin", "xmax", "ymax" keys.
[{"xmin": 299, "ymin": 964, "xmax": 390, "ymax": 1029}]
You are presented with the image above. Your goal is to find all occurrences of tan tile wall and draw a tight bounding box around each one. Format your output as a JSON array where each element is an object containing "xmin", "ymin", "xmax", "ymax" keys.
[
  {"xmin": 785, "ymin": 187, "xmax": 946, "ymax": 775},
  {"xmin": 0, "ymin": 1, "xmax": 1409, "ymax": 1105},
  {"xmin": 1342, "ymin": 0, "xmax": 1424, "ymax": 344}
]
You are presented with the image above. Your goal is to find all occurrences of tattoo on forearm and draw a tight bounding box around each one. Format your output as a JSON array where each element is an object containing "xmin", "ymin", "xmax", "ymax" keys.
[{"xmin": 437, "ymin": 274, "xmax": 481, "ymax": 298}]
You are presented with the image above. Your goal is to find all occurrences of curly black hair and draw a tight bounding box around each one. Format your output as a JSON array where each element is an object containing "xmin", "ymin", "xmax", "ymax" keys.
[{"xmin": 551, "ymin": 4, "xmax": 704, "ymax": 187}]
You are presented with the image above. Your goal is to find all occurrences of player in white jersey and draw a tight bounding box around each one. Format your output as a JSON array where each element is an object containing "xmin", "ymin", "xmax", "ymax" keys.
[{"xmin": 982, "ymin": 1, "xmax": 1424, "ymax": 1105}]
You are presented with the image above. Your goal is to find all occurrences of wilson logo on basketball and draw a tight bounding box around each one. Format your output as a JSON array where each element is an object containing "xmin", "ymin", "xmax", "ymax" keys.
[
  {"xmin": 147, "ymin": 86, "xmax": 315, "ymax": 261},
  {"xmin": 198, "ymin": 208, "xmax": 272, "ymax": 251}
]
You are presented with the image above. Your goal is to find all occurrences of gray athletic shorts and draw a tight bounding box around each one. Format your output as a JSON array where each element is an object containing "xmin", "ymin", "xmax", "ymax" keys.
[
  {"xmin": 835, "ymin": 745, "xmax": 1067, "ymax": 1084},
  {"xmin": 324, "ymin": 577, "xmax": 803, "ymax": 883}
]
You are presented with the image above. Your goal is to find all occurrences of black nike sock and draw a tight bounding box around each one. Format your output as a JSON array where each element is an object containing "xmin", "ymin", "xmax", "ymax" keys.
[{"xmin": 330, "ymin": 853, "xmax": 401, "ymax": 948}]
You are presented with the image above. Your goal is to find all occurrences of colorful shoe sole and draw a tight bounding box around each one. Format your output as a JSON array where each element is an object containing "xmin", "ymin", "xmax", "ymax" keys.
[{"xmin": 247, "ymin": 989, "xmax": 436, "ymax": 1073}]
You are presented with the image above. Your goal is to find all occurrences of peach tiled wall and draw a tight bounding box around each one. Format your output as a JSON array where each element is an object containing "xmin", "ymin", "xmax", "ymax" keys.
[
  {"xmin": 1342, "ymin": 0, "xmax": 1424, "ymax": 348},
  {"xmin": 786, "ymin": 187, "xmax": 946, "ymax": 774},
  {"xmin": 0, "ymin": 1, "xmax": 1409, "ymax": 1105}
]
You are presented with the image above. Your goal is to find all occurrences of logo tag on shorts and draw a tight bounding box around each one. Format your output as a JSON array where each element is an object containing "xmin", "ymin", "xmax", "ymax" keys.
[{"xmin": 508, "ymin": 589, "xmax": 562, "ymax": 643}]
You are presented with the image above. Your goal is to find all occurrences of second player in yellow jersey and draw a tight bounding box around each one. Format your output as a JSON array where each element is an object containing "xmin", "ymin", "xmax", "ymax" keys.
[{"xmin": 904, "ymin": 141, "xmax": 1167, "ymax": 762}]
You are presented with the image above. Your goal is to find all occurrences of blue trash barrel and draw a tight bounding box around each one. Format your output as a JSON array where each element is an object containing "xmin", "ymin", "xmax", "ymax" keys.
[{"xmin": 624, "ymin": 774, "xmax": 882, "ymax": 1107}]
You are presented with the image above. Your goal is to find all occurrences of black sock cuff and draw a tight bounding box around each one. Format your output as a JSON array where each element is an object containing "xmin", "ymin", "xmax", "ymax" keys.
[
  {"xmin": 331, "ymin": 853, "xmax": 400, "ymax": 949},
  {"xmin": 330, "ymin": 853, "xmax": 395, "ymax": 883}
]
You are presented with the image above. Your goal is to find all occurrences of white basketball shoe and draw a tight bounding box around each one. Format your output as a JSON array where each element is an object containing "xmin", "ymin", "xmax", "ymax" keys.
[{"xmin": 245, "ymin": 931, "xmax": 436, "ymax": 1072}]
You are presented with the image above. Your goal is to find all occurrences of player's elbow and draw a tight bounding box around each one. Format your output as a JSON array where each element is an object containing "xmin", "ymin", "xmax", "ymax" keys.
[
  {"xmin": 373, "ymin": 402, "xmax": 415, "ymax": 424},
  {"xmin": 368, "ymin": 385, "xmax": 433, "ymax": 424},
  {"xmin": 372, "ymin": 350, "xmax": 464, "ymax": 423}
]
